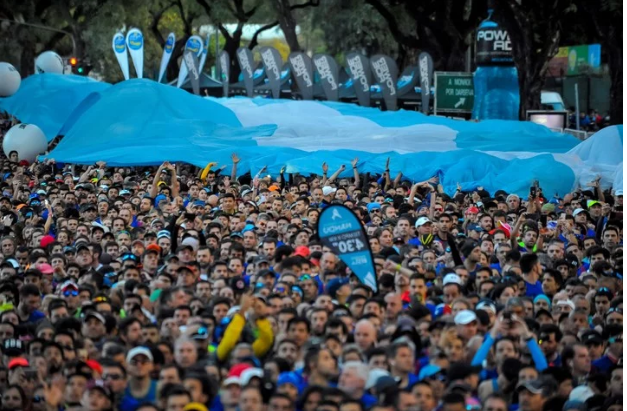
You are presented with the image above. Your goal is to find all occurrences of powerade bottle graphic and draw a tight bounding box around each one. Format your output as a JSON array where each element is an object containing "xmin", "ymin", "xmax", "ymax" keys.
[{"xmin": 472, "ymin": 3, "xmax": 519, "ymax": 120}]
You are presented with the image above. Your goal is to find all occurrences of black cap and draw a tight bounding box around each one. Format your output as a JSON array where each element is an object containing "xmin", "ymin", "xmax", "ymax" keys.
[{"xmin": 582, "ymin": 330, "xmax": 603, "ymax": 345}]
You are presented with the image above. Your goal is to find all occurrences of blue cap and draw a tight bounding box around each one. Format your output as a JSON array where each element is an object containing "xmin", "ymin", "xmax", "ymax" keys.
[
  {"xmin": 277, "ymin": 372, "xmax": 302, "ymax": 391},
  {"xmin": 326, "ymin": 278, "xmax": 349, "ymax": 299},
  {"xmin": 467, "ymin": 223, "xmax": 483, "ymax": 232},
  {"xmin": 367, "ymin": 203, "xmax": 381, "ymax": 213},
  {"xmin": 193, "ymin": 200, "xmax": 206, "ymax": 207},
  {"xmin": 154, "ymin": 194, "xmax": 167, "ymax": 207},
  {"xmin": 418, "ymin": 364, "xmax": 442, "ymax": 381}
]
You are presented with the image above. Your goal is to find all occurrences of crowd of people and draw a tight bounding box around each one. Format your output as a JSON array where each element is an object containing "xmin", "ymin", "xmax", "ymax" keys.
[{"xmin": 0, "ymin": 148, "xmax": 621, "ymax": 411}]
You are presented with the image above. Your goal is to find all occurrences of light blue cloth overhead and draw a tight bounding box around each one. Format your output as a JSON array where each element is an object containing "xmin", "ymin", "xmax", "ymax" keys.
[
  {"xmin": 0, "ymin": 74, "xmax": 111, "ymax": 141},
  {"xmin": 19, "ymin": 78, "xmax": 616, "ymax": 197},
  {"xmin": 43, "ymin": 79, "xmax": 275, "ymax": 166}
]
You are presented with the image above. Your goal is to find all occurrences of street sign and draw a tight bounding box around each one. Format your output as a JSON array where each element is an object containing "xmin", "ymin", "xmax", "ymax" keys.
[{"xmin": 434, "ymin": 71, "xmax": 474, "ymax": 114}]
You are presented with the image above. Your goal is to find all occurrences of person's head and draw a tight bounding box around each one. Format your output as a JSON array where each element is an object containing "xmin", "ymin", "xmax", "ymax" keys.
[
  {"xmin": 562, "ymin": 343, "xmax": 591, "ymax": 377},
  {"xmin": 516, "ymin": 377, "xmax": 556, "ymax": 411},
  {"xmin": 338, "ymin": 361, "xmax": 369, "ymax": 397},
  {"xmin": 239, "ymin": 385, "xmax": 264, "ymax": 411},
  {"xmin": 482, "ymin": 394, "xmax": 508, "ymax": 411},
  {"xmin": 441, "ymin": 392, "xmax": 466, "ymax": 411}
]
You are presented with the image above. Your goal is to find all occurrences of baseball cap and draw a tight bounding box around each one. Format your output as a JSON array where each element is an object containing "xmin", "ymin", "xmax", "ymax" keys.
[
  {"xmin": 418, "ymin": 364, "xmax": 443, "ymax": 381},
  {"xmin": 569, "ymin": 385, "xmax": 594, "ymax": 403},
  {"xmin": 476, "ymin": 299, "xmax": 496, "ymax": 314},
  {"xmin": 415, "ymin": 217, "xmax": 431, "ymax": 227},
  {"xmin": 224, "ymin": 363, "xmax": 253, "ymax": 386},
  {"xmin": 240, "ymin": 368, "xmax": 264, "ymax": 386},
  {"xmin": 184, "ymin": 404, "xmax": 209, "ymax": 411},
  {"xmin": 61, "ymin": 280, "xmax": 79, "ymax": 292},
  {"xmin": 322, "ymin": 186, "xmax": 337, "ymax": 196},
  {"xmin": 367, "ymin": 203, "xmax": 381, "ymax": 213},
  {"xmin": 443, "ymin": 273, "xmax": 462, "ymax": 286},
  {"xmin": 126, "ymin": 346, "xmax": 154, "ymax": 363},
  {"xmin": 581, "ymin": 330, "xmax": 603, "ymax": 345},
  {"xmin": 467, "ymin": 223, "xmax": 483, "ymax": 232},
  {"xmin": 86, "ymin": 379, "xmax": 114, "ymax": 402},
  {"xmin": 556, "ymin": 300, "xmax": 575, "ymax": 310},
  {"xmin": 7, "ymin": 357, "xmax": 28, "ymax": 370},
  {"xmin": 454, "ymin": 310, "xmax": 477, "ymax": 325},
  {"xmin": 83, "ymin": 311, "xmax": 106, "ymax": 325},
  {"xmin": 516, "ymin": 377, "xmax": 556, "ymax": 396}
]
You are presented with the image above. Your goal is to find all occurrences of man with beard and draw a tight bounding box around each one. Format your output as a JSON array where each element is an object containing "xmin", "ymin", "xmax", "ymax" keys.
[{"xmin": 301, "ymin": 347, "xmax": 338, "ymax": 387}]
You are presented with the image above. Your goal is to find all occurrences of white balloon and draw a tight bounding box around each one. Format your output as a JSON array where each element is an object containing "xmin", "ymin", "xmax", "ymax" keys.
[
  {"xmin": 35, "ymin": 51, "xmax": 64, "ymax": 74},
  {"xmin": 3, "ymin": 124, "xmax": 47, "ymax": 163},
  {"xmin": 0, "ymin": 63, "xmax": 21, "ymax": 97}
]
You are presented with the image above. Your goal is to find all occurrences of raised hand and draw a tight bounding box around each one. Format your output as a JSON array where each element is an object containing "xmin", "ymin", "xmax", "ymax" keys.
[
  {"xmin": 385, "ymin": 157, "xmax": 390, "ymax": 170},
  {"xmin": 351, "ymin": 157, "xmax": 359, "ymax": 168},
  {"xmin": 231, "ymin": 153, "xmax": 240, "ymax": 164},
  {"xmin": 322, "ymin": 162, "xmax": 329, "ymax": 174},
  {"xmin": 339, "ymin": 164, "xmax": 346, "ymax": 172}
]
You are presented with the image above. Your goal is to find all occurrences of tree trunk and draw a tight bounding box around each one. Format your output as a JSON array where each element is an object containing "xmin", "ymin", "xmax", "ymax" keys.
[
  {"xmin": 275, "ymin": 0, "xmax": 301, "ymax": 52},
  {"xmin": 608, "ymin": 46, "xmax": 622, "ymax": 124},
  {"xmin": 19, "ymin": 42, "xmax": 35, "ymax": 77}
]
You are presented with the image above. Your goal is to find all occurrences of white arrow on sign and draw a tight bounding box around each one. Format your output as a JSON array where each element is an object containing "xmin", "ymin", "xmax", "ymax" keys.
[{"xmin": 454, "ymin": 97, "xmax": 466, "ymax": 108}]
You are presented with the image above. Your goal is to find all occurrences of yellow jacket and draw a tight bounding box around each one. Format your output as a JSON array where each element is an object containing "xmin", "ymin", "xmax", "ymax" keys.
[{"xmin": 216, "ymin": 313, "xmax": 274, "ymax": 361}]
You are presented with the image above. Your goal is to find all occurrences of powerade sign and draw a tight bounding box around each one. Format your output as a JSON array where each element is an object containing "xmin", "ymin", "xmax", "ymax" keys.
[
  {"xmin": 114, "ymin": 34, "xmax": 126, "ymax": 53},
  {"xmin": 476, "ymin": 21, "xmax": 513, "ymax": 66},
  {"xmin": 289, "ymin": 54, "xmax": 313, "ymax": 87},
  {"xmin": 317, "ymin": 205, "xmax": 378, "ymax": 293},
  {"xmin": 371, "ymin": 57, "xmax": 396, "ymax": 96},
  {"xmin": 237, "ymin": 49, "xmax": 253, "ymax": 77},
  {"xmin": 347, "ymin": 55, "xmax": 369, "ymax": 92},
  {"xmin": 164, "ymin": 34, "xmax": 175, "ymax": 53},
  {"xmin": 261, "ymin": 48, "xmax": 280, "ymax": 80},
  {"xmin": 128, "ymin": 32, "xmax": 143, "ymax": 51}
]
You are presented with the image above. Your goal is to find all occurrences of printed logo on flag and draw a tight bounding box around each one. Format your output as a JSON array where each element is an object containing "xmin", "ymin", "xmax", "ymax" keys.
[
  {"xmin": 165, "ymin": 35, "xmax": 175, "ymax": 53},
  {"xmin": 128, "ymin": 32, "xmax": 143, "ymax": 51},
  {"xmin": 114, "ymin": 35, "xmax": 126, "ymax": 53}
]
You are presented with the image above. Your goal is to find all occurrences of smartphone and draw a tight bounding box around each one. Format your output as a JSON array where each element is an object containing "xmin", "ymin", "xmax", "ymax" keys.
[{"xmin": 540, "ymin": 214, "xmax": 547, "ymax": 228}]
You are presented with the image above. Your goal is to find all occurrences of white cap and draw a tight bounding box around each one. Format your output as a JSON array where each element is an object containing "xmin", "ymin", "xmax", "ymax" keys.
[
  {"xmin": 615, "ymin": 189, "xmax": 623, "ymax": 196},
  {"xmin": 454, "ymin": 310, "xmax": 478, "ymax": 325},
  {"xmin": 573, "ymin": 208, "xmax": 586, "ymax": 217},
  {"xmin": 322, "ymin": 186, "xmax": 337, "ymax": 196},
  {"xmin": 365, "ymin": 368, "xmax": 390, "ymax": 390},
  {"xmin": 223, "ymin": 376, "xmax": 241, "ymax": 386},
  {"xmin": 415, "ymin": 217, "xmax": 432, "ymax": 227},
  {"xmin": 126, "ymin": 346, "xmax": 153, "ymax": 363},
  {"xmin": 240, "ymin": 368, "xmax": 264, "ymax": 386},
  {"xmin": 556, "ymin": 299, "xmax": 575, "ymax": 310},
  {"xmin": 443, "ymin": 273, "xmax": 462, "ymax": 286},
  {"xmin": 181, "ymin": 236, "xmax": 199, "ymax": 251},
  {"xmin": 569, "ymin": 385, "xmax": 594, "ymax": 403}
]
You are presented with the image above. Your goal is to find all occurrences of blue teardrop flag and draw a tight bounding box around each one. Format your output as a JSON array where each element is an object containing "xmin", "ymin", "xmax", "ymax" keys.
[{"xmin": 317, "ymin": 204, "xmax": 378, "ymax": 293}]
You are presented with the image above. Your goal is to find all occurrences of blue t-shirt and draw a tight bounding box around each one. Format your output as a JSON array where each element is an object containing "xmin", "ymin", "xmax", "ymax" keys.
[
  {"xmin": 525, "ymin": 280, "xmax": 543, "ymax": 298},
  {"xmin": 119, "ymin": 380, "xmax": 158, "ymax": 411},
  {"xmin": 26, "ymin": 310, "xmax": 45, "ymax": 324}
]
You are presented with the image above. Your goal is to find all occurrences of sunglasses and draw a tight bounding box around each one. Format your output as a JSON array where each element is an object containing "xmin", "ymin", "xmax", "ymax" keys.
[{"xmin": 63, "ymin": 290, "xmax": 79, "ymax": 297}]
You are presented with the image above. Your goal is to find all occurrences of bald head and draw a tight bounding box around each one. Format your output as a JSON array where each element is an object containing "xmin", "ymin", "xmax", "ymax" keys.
[
  {"xmin": 384, "ymin": 292, "xmax": 402, "ymax": 321},
  {"xmin": 321, "ymin": 252, "xmax": 337, "ymax": 271},
  {"xmin": 354, "ymin": 319, "xmax": 377, "ymax": 351}
]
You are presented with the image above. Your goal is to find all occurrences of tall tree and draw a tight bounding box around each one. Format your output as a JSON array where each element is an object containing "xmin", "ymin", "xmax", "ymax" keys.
[
  {"xmin": 493, "ymin": 0, "xmax": 576, "ymax": 119},
  {"xmin": 579, "ymin": 0, "xmax": 622, "ymax": 124}
]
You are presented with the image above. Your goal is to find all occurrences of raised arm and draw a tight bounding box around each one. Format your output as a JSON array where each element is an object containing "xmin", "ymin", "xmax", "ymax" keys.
[
  {"xmin": 326, "ymin": 164, "xmax": 345, "ymax": 184},
  {"xmin": 321, "ymin": 162, "xmax": 329, "ymax": 186},
  {"xmin": 78, "ymin": 165, "xmax": 94, "ymax": 183},
  {"xmin": 231, "ymin": 153, "xmax": 240, "ymax": 182},
  {"xmin": 510, "ymin": 213, "xmax": 526, "ymax": 248},
  {"xmin": 165, "ymin": 162, "xmax": 179, "ymax": 199},
  {"xmin": 351, "ymin": 157, "xmax": 360, "ymax": 187},
  {"xmin": 149, "ymin": 163, "xmax": 166, "ymax": 199}
]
